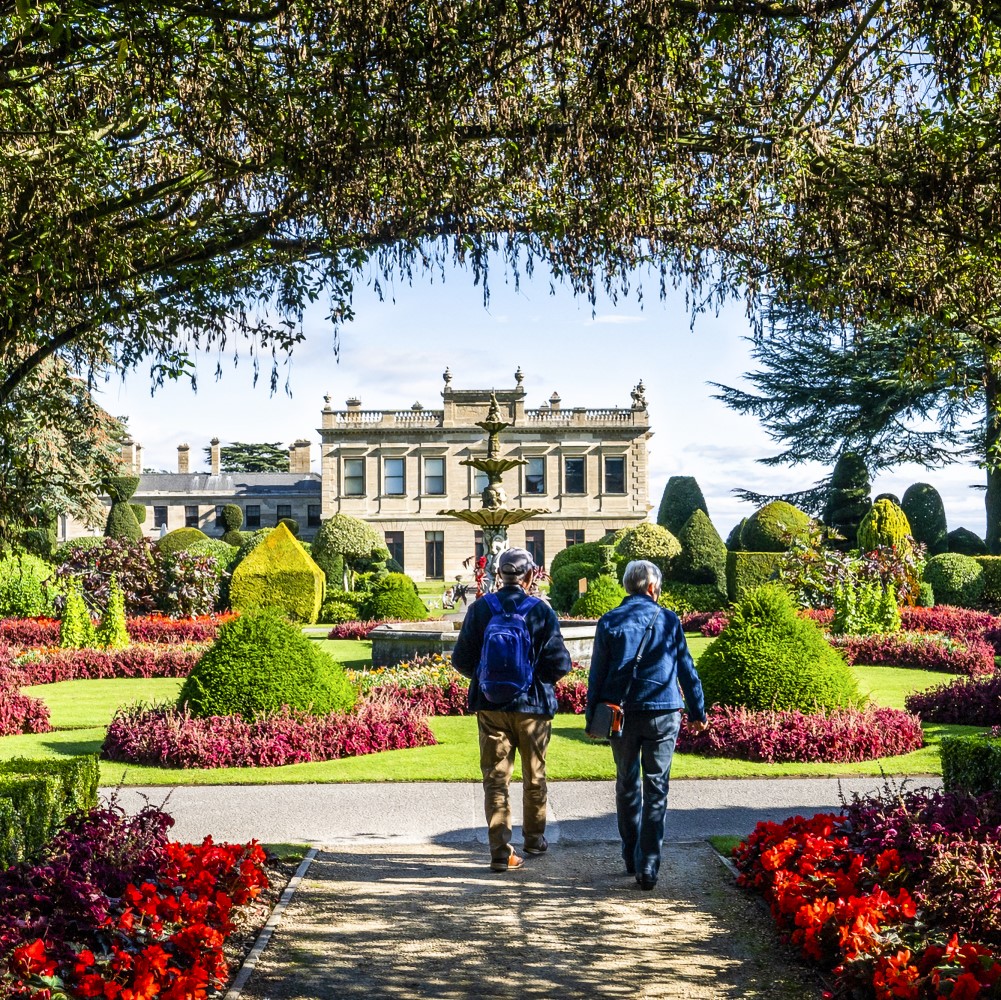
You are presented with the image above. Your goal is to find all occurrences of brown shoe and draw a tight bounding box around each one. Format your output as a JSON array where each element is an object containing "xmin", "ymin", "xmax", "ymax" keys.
[
  {"xmin": 490, "ymin": 854, "xmax": 526, "ymax": 872},
  {"xmin": 524, "ymin": 837, "xmax": 548, "ymax": 855}
]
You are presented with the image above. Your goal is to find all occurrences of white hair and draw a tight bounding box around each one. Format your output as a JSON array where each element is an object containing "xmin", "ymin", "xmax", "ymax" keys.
[{"xmin": 622, "ymin": 559, "xmax": 662, "ymax": 595}]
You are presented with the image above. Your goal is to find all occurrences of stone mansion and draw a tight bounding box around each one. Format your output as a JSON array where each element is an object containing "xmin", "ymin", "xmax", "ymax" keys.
[{"xmin": 67, "ymin": 371, "xmax": 654, "ymax": 581}]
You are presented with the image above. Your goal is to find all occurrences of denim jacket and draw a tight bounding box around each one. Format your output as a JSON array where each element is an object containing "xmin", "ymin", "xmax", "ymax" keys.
[{"xmin": 586, "ymin": 593, "xmax": 706, "ymax": 726}]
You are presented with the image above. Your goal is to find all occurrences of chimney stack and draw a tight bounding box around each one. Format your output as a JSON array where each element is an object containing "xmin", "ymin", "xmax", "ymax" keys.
[
  {"xmin": 121, "ymin": 438, "xmax": 136, "ymax": 471},
  {"xmin": 177, "ymin": 444, "xmax": 190, "ymax": 474},
  {"xmin": 294, "ymin": 438, "xmax": 311, "ymax": 473},
  {"xmin": 288, "ymin": 443, "xmax": 296, "ymax": 473},
  {"xmin": 134, "ymin": 443, "xmax": 143, "ymax": 474},
  {"xmin": 549, "ymin": 391, "xmax": 562, "ymax": 413},
  {"xmin": 210, "ymin": 437, "xmax": 221, "ymax": 476}
]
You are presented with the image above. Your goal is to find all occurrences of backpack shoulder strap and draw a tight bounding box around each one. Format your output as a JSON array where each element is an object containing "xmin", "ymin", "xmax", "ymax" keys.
[
  {"xmin": 513, "ymin": 594, "xmax": 540, "ymax": 616},
  {"xmin": 483, "ymin": 592, "xmax": 503, "ymax": 616}
]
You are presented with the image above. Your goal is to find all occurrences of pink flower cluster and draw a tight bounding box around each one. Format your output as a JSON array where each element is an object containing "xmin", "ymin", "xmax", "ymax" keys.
[
  {"xmin": 831, "ymin": 631, "xmax": 996, "ymax": 676},
  {"xmin": 675, "ymin": 704, "xmax": 924, "ymax": 762},
  {"xmin": 905, "ymin": 673, "xmax": 1001, "ymax": 726},
  {"xmin": 14, "ymin": 646, "xmax": 201, "ymax": 686},
  {"xmin": 102, "ymin": 701, "xmax": 436, "ymax": 768}
]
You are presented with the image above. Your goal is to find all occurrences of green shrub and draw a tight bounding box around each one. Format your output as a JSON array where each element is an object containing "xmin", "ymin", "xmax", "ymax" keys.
[
  {"xmin": 278, "ymin": 516, "xmax": 300, "ymax": 536},
  {"xmin": 673, "ymin": 509, "xmax": 727, "ymax": 592},
  {"xmin": 358, "ymin": 573, "xmax": 428, "ymax": 621},
  {"xmin": 873, "ymin": 492, "xmax": 901, "ymax": 506},
  {"xmin": 311, "ymin": 514, "xmax": 383, "ymax": 590},
  {"xmin": 656, "ymin": 476, "xmax": 708, "ymax": 535},
  {"xmin": 95, "ymin": 578, "xmax": 129, "ymax": 649},
  {"xmin": 923, "ymin": 552, "xmax": 985, "ymax": 608},
  {"xmin": 974, "ymin": 556, "xmax": 1001, "ymax": 607},
  {"xmin": 157, "ymin": 526, "xmax": 209, "ymax": 554},
  {"xmin": 0, "ymin": 755, "xmax": 99, "ymax": 868},
  {"xmin": 177, "ymin": 608, "xmax": 356, "ymax": 718},
  {"xmin": 570, "ymin": 575, "xmax": 625, "ymax": 617},
  {"xmin": 229, "ymin": 522, "xmax": 324, "ymax": 623},
  {"xmin": 60, "ymin": 582, "xmax": 95, "ymax": 649},
  {"xmin": 104, "ymin": 501, "xmax": 142, "ymax": 541},
  {"xmin": 658, "ymin": 582, "xmax": 728, "ymax": 614},
  {"xmin": 740, "ymin": 501, "xmax": 812, "ymax": 553},
  {"xmin": 822, "ymin": 453, "xmax": 871, "ymax": 549},
  {"xmin": 0, "ymin": 553, "xmax": 55, "ymax": 617},
  {"xmin": 830, "ymin": 579, "xmax": 900, "ymax": 636},
  {"xmin": 187, "ymin": 537, "xmax": 241, "ymax": 570},
  {"xmin": 857, "ymin": 499, "xmax": 912, "ymax": 552},
  {"xmin": 725, "ymin": 519, "xmax": 746, "ymax": 551},
  {"xmin": 697, "ymin": 585, "xmax": 861, "ymax": 712},
  {"xmin": 612, "ymin": 523, "xmax": 681, "ymax": 575},
  {"xmin": 318, "ymin": 598, "xmax": 361, "ymax": 623},
  {"xmin": 901, "ymin": 483, "xmax": 949, "ymax": 555},
  {"xmin": 941, "ymin": 732, "xmax": 1001, "ymax": 795},
  {"xmin": 221, "ymin": 504, "xmax": 243, "ymax": 532},
  {"xmin": 549, "ymin": 541, "xmax": 615, "ymax": 578},
  {"xmin": 725, "ymin": 551, "xmax": 785, "ymax": 603},
  {"xmin": 130, "ymin": 504, "xmax": 147, "ymax": 525},
  {"xmin": 949, "ymin": 527, "xmax": 986, "ymax": 556},
  {"xmin": 919, "ymin": 581, "xmax": 935, "ymax": 607},
  {"xmin": 549, "ymin": 560, "xmax": 602, "ymax": 613},
  {"xmin": 105, "ymin": 475, "xmax": 140, "ymax": 503},
  {"xmin": 54, "ymin": 536, "xmax": 105, "ymax": 564}
]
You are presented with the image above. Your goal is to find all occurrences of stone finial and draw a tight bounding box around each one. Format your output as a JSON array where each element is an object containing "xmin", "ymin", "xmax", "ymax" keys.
[
  {"xmin": 443, "ymin": 367, "xmax": 452, "ymax": 385},
  {"xmin": 411, "ymin": 400, "xmax": 424, "ymax": 411},
  {"xmin": 323, "ymin": 393, "xmax": 332, "ymax": 409},
  {"xmin": 514, "ymin": 366, "xmax": 524, "ymax": 385},
  {"xmin": 134, "ymin": 443, "xmax": 143, "ymax": 474},
  {"xmin": 630, "ymin": 380, "xmax": 647, "ymax": 408}
]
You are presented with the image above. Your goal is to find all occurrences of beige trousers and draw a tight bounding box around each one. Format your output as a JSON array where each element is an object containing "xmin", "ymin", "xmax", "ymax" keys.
[{"xmin": 477, "ymin": 710, "xmax": 552, "ymax": 861}]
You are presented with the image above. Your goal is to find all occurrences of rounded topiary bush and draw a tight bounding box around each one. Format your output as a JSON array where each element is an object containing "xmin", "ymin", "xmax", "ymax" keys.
[
  {"xmin": 902, "ymin": 482, "xmax": 948, "ymax": 555},
  {"xmin": 177, "ymin": 608, "xmax": 356, "ymax": 718},
  {"xmin": 673, "ymin": 509, "xmax": 727, "ymax": 591},
  {"xmin": 549, "ymin": 561, "xmax": 601, "ymax": 613},
  {"xmin": 278, "ymin": 516, "xmax": 300, "ymax": 537},
  {"xmin": 157, "ymin": 526, "xmax": 209, "ymax": 554},
  {"xmin": 570, "ymin": 575, "xmax": 625, "ymax": 617},
  {"xmin": 221, "ymin": 504, "xmax": 244, "ymax": 546},
  {"xmin": 613, "ymin": 522, "xmax": 681, "ymax": 573},
  {"xmin": 130, "ymin": 504, "xmax": 147, "ymax": 526},
  {"xmin": 948, "ymin": 527, "xmax": 987, "ymax": 556},
  {"xmin": 857, "ymin": 499, "xmax": 912, "ymax": 552},
  {"xmin": 697, "ymin": 585, "xmax": 861, "ymax": 712},
  {"xmin": 739, "ymin": 501, "xmax": 811, "ymax": 553},
  {"xmin": 358, "ymin": 573, "xmax": 428, "ymax": 621},
  {"xmin": 549, "ymin": 541, "xmax": 614, "ymax": 578},
  {"xmin": 311, "ymin": 514, "xmax": 383, "ymax": 590},
  {"xmin": 923, "ymin": 553, "xmax": 985, "ymax": 608},
  {"xmin": 657, "ymin": 476, "xmax": 708, "ymax": 536}
]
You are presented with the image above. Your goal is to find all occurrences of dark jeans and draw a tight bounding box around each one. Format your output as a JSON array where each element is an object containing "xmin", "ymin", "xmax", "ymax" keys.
[{"xmin": 610, "ymin": 709, "xmax": 682, "ymax": 878}]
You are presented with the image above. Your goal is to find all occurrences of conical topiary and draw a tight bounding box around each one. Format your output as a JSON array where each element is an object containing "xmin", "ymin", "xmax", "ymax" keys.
[
  {"xmin": 725, "ymin": 519, "xmax": 746, "ymax": 551},
  {"xmin": 657, "ymin": 476, "xmax": 709, "ymax": 536},
  {"xmin": 822, "ymin": 453, "xmax": 871, "ymax": 550},
  {"xmin": 901, "ymin": 483, "xmax": 948, "ymax": 555},
  {"xmin": 60, "ymin": 582, "xmax": 96, "ymax": 649},
  {"xmin": 177, "ymin": 608, "xmax": 356, "ymax": 718},
  {"xmin": 857, "ymin": 499, "xmax": 912, "ymax": 552},
  {"xmin": 95, "ymin": 578, "xmax": 129, "ymax": 649},
  {"xmin": 697, "ymin": 585, "xmax": 861, "ymax": 712},
  {"xmin": 673, "ymin": 509, "xmax": 727, "ymax": 594},
  {"xmin": 740, "ymin": 501, "xmax": 811, "ymax": 553}
]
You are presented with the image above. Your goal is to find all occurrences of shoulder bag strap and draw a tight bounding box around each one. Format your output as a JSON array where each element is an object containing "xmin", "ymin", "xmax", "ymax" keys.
[{"xmin": 621, "ymin": 607, "xmax": 662, "ymax": 707}]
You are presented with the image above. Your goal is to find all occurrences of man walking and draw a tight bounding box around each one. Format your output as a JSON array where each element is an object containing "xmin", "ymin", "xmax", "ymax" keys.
[{"xmin": 452, "ymin": 548, "xmax": 572, "ymax": 872}]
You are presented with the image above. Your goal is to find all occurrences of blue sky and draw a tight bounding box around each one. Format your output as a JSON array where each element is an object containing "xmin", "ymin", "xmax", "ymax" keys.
[{"xmin": 102, "ymin": 261, "xmax": 989, "ymax": 540}]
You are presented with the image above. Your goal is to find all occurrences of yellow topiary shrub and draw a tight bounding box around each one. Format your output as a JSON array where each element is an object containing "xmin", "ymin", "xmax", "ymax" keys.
[{"xmin": 229, "ymin": 522, "xmax": 324, "ymax": 623}]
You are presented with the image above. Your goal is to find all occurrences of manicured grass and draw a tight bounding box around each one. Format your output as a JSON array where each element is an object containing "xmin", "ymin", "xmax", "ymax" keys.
[
  {"xmin": 309, "ymin": 638, "xmax": 373, "ymax": 670},
  {"xmin": 22, "ymin": 678, "xmax": 184, "ymax": 729},
  {"xmin": 709, "ymin": 835, "xmax": 742, "ymax": 857}
]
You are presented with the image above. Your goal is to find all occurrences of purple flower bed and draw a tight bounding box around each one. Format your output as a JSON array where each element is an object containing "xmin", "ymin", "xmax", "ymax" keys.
[
  {"xmin": 373, "ymin": 674, "xmax": 588, "ymax": 716},
  {"xmin": 327, "ymin": 619, "xmax": 410, "ymax": 639},
  {"xmin": 102, "ymin": 700, "xmax": 436, "ymax": 768},
  {"xmin": 830, "ymin": 631, "xmax": 996, "ymax": 675},
  {"xmin": 14, "ymin": 646, "xmax": 202, "ymax": 685},
  {"xmin": 675, "ymin": 704, "xmax": 924, "ymax": 763},
  {"xmin": 904, "ymin": 673, "xmax": 1001, "ymax": 725},
  {"xmin": 0, "ymin": 675, "xmax": 50, "ymax": 736},
  {"xmin": 900, "ymin": 606, "xmax": 1001, "ymax": 652}
]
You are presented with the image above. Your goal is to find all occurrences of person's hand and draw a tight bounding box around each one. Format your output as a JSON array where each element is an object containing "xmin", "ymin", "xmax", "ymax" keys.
[{"xmin": 688, "ymin": 719, "xmax": 710, "ymax": 734}]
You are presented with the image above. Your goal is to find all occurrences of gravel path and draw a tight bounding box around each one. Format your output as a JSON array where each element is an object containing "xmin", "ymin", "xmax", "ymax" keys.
[{"xmin": 239, "ymin": 841, "xmax": 821, "ymax": 1000}]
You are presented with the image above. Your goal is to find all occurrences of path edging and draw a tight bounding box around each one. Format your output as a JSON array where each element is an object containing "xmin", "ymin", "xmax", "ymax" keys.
[{"xmin": 224, "ymin": 846, "xmax": 319, "ymax": 1000}]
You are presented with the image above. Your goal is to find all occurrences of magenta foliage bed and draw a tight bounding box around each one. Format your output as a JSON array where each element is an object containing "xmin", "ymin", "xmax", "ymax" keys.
[
  {"xmin": 0, "ymin": 673, "xmax": 50, "ymax": 736},
  {"xmin": 102, "ymin": 700, "xmax": 436, "ymax": 768},
  {"xmin": 905, "ymin": 673, "xmax": 1001, "ymax": 726},
  {"xmin": 326, "ymin": 619, "xmax": 411, "ymax": 639},
  {"xmin": 0, "ymin": 614, "xmax": 231, "ymax": 649},
  {"xmin": 830, "ymin": 631, "xmax": 995, "ymax": 675},
  {"xmin": 373, "ymin": 675, "xmax": 588, "ymax": 716},
  {"xmin": 675, "ymin": 704, "xmax": 924, "ymax": 763},
  {"xmin": 13, "ymin": 646, "xmax": 202, "ymax": 686}
]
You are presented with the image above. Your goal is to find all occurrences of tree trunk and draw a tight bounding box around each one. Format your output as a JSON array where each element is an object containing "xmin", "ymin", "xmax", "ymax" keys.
[{"xmin": 986, "ymin": 350, "xmax": 1001, "ymax": 553}]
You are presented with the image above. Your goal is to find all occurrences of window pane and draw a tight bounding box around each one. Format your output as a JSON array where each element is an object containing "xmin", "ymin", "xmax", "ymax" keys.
[
  {"xmin": 564, "ymin": 458, "xmax": 585, "ymax": 494},
  {"xmin": 425, "ymin": 530, "xmax": 444, "ymax": 578},
  {"xmin": 245, "ymin": 505, "xmax": 261, "ymax": 528},
  {"xmin": 474, "ymin": 530, "xmax": 485, "ymax": 558},
  {"xmin": 307, "ymin": 505, "xmax": 322, "ymax": 527},
  {"xmin": 565, "ymin": 529, "xmax": 585, "ymax": 547},
  {"xmin": 214, "ymin": 505, "xmax": 225, "ymax": 529},
  {"xmin": 525, "ymin": 530, "xmax": 545, "ymax": 569},
  {"xmin": 276, "ymin": 504, "xmax": 292, "ymax": 524},
  {"xmin": 385, "ymin": 531, "xmax": 404, "ymax": 569},
  {"xmin": 384, "ymin": 458, "xmax": 405, "ymax": 495},
  {"xmin": 153, "ymin": 506, "xmax": 168, "ymax": 528},
  {"xmin": 473, "ymin": 469, "xmax": 488, "ymax": 495},
  {"xmin": 344, "ymin": 458, "xmax": 364, "ymax": 496},
  {"xmin": 424, "ymin": 457, "xmax": 445, "ymax": 495},
  {"xmin": 525, "ymin": 457, "xmax": 545, "ymax": 494},
  {"xmin": 604, "ymin": 457, "xmax": 626, "ymax": 494}
]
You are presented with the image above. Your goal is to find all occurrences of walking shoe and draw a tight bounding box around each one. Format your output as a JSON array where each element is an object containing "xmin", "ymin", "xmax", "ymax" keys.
[
  {"xmin": 490, "ymin": 854, "xmax": 526, "ymax": 872},
  {"xmin": 524, "ymin": 837, "xmax": 548, "ymax": 855},
  {"xmin": 637, "ymin": 872, "xmax": 657, "ymax": 891}
]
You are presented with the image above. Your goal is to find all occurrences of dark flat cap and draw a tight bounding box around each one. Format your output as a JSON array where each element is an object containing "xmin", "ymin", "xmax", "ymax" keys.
[{"xmin": 497, "ymin": 547, "xmax": 536, "ymax": 577}]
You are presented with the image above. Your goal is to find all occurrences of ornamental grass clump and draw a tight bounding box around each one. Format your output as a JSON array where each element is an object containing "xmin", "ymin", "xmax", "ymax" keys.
[
  {"xmin": 697, "ymin": 585, "xmax": 861, "ymax": 712},
  {"xmin": 177, "ymin": 608, "xmax": 356, "ymax": 718}
]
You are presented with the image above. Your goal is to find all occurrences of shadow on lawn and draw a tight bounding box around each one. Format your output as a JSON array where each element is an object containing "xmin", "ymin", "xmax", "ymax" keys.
[{"xmin": 40, "ymin": 735, "xmax": 104, "ymax": 757}]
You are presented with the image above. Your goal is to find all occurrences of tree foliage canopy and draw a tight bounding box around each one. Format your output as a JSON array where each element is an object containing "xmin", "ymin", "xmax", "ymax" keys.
[{"xmin": 202, "ymin": 441, "xmax": 290, "ymax": 473}]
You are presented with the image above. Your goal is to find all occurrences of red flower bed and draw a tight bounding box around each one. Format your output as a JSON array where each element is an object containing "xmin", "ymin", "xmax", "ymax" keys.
[
  {"xmin": 0, "ymin": 617, "xmax": 59, "ymax": 647},
  {"xmin": 830, "ymin": 631, "xmax": 996, "ymax": 676},
  {"xmin": 904, "ymin": 673, "xmax": 1001, "ymax": 726},
  {"xmin": 733, "ymin": 787, "xmax": 1001, "ymax": 998},
  {"xmin": 0, "ymin": 675, "xmax": 50, "ymax": 737},
  {"xmin": 326, "ymin": 619, "xmax": 411, "ymax": 639},
  {"xmin": 676, "ymin": 705, "xmax": 923, "ymax": 762},
  {"xmin": 0, "ymin": 800, "xmax": 268, "ymax": 1000},
  {"xmin": 0, "ymin": 614, "xmax": 234, "ymax": 650},
  {"xmin": 14, "ymin": 646, "xmax": 202, "ymax": 686},
  {"xmin": 900, "ymin": 606, "xmax": 1001, "ymax": 652},
  {"xmin": 102, "ymin": 700, "xmax": 436, "ymax": 768}
]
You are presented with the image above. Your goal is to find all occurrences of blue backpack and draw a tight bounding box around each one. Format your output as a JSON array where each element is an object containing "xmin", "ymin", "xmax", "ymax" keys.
[{"xmin": 477, "ymin": 592, "xmax": 539, "ymax": 703}]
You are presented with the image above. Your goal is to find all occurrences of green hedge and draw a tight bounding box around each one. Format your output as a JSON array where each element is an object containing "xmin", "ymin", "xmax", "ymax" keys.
[
  {"xmin": 725, "ymin": 551, "xmax": 785, "ymax": 603},
  {"xmin": 0, "ymin": 755, "xmax": 99, "ymax": 868},
  {"xmin": 973, "ymin": 556, "xmax": 1001, "ymax": 607},
  {"xmin": 940, "ymin": 732, "xmax": 1001, "ymax": 795}
]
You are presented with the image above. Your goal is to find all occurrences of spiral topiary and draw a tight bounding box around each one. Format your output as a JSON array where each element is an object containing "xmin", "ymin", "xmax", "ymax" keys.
[
  {"xmin": 570, "ymin": 575, "xmax": 626, "ymax": 617},
  {"xmin": 857, "ymin": 499, "xmax": 912, "ymax": 552},
  {"xmin": 739, "ymin": 501, "xmax": 811, "ymax": 553},
  {"xmin": 177, "ymin": 608, "xmax": 356, "ymax": 718},
  {"xmin": 901, "ymin": 483, "xmax": 948, "ymax": 556},
  {"xmin": 923, "ymin": 553, "xmax": 986, "ymax": 608},
  {"xmin": 697, "ymin": 585, "xmax": 861, "ymax": 712}
]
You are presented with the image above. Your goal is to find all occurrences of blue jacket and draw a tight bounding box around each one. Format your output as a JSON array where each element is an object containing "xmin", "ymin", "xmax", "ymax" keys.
[
  {"xmin": 586, "ymin": 593, "xmax": 706, "ymax": 726},
  {"xmin": 452, "ymin": 586, "xmax": 572, "ymax": 716}
]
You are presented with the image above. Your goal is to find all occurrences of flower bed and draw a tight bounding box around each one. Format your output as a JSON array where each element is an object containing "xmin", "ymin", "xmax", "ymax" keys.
[
  {"xmin": 0, "ymin": 673, "xmax": 50, "ymax": 737},
  {"xmin": 102, "ymin": 700, "xmax": 436, "ymax": 768},
  {"xmin": 905, "ymin": 674, "xmax": 1001, "ymax": 726},
  {"xmin": 830, "ymin": 631, "xmax": 996, "ymax": 676},
  {"xmin": 11, "ymin": 645, "xmax": 203, "ymax": 686},
  {"xmin": 900, "ymin": 606, "xmax": 1001, "ymax": 653},
  {"xmin": 0, "ymin": 613, "xmax": 234, "ymax": 650},
  {"xmin": 327, "ymin": 618, "xmax": 411, "ymax": 639},
  {"xmin": 733, "ymin": 787, "xmax": 1001, "ymax": 998},
  {"xmin": 0, "ymin": 799, "xmax": 268, "ymax": 1000},
  {"xmin": 676, "ymin": 705, "xmax": 923, "ymax": 762}
]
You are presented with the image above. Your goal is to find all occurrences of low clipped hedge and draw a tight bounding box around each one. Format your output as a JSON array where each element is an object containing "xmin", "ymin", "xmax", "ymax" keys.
[
  {"xmin": 13, "ymin": 646, "xmax": 201, "ymax": 685},
  {"xmin": 0, "ymin": 755, "xmax": 99, "ymax": 867},
  {"xmin": 923, "ymin": 553, "xmax": 985, "ymax": 608},
  {"xmin": 941, "ymin": 731, "xmax": 1001, "ymax": 795},
  {"xmin": 0, "ymin": 670, "xmax": 50, "ymax": 736},
  {"xmin": 724, "ymin": 551, "xmax": 784, "ymax": 603},
  {"xmin": 830, "ymin": 631, "xmax": 995, "ymax": 676},
  {"xmin": 974, "ymin": 555, "xmax": 1001, "ymax": 608},
  {"xmin": 659, "ymin": 582, "xmax": 727, "ymax": 614}
]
